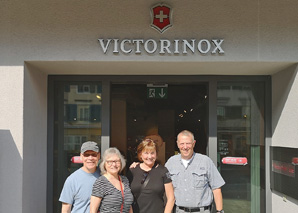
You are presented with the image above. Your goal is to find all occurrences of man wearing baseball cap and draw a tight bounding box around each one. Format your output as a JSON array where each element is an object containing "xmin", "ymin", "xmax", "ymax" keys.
[{"xmin": 59, "ymin": 141, "xmax": 101, "ymax": 213}]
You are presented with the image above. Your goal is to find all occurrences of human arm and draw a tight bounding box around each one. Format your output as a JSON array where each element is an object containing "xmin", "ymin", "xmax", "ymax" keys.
[
  {"xmin": 164, "ymin": 182, "xmax": 175, "ymax": 213},
  {"xmin": 61, "ymin": 203, "xmax": 71, "ymax": 213},
  {"xmin": 59, "ymin": 176, "xmax": 76, "ymax": 213},
  {"xmin": 206, "ymin": 156, "xmax": 225, "ymax": 212},
  {"xmin": 90, "ymin": 196, "xmax": 102, "ymax": 213},
  {"xmin": 129, "ymin": 206, "xmax": 133, "ymax": 213},
  {"xmin": 213, "ymin": 188, "xmax": 223, "ymax": 211},
  {"xmin": 91, "ymin": 177, "xmax": 105, "ymax": 213}
]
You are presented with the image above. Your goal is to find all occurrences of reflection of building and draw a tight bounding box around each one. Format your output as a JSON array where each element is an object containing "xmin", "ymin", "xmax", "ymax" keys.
[
  {"xmin": 63, "ymin": 84, "xmax": 102, "ymax": 151},
  {"xmin": 51, "ymin": 84, "xmax": 103, "ymax": 212},
  {"xmin": 217, "ymin": 84, "xmax": 264, "ymax": 206},
  {"xmin": 217, "ymin": 84, "xmax": 259, "ymax": 158}
]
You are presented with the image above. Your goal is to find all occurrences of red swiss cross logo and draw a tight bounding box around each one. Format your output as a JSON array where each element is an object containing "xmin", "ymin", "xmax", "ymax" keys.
[{"xmin": 150, "ymin": 4, "xmax": 172, "ymax": 33}]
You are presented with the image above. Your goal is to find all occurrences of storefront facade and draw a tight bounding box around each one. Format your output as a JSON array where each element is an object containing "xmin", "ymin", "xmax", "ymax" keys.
[{"xmin": 1, "ymin": 1, "xmax": 298, "ymax": 212}]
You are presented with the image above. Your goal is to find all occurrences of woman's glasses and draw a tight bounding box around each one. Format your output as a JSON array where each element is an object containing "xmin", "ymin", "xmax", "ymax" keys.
[
  {"xmin": 141, "ymin": 171, "xmax": 149, "ymax": 184},
  {"xmin": 106, "ymin": 160, "xmax": 121, "ymax": 166}
]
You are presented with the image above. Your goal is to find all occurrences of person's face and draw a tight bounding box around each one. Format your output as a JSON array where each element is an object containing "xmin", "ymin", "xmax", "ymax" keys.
[
  {"xmin": 80, "ymin": 150, "xmax": 100, "ymax": 173},
  {"xmin": 177, "ymin": 135, "xmax": 196, "ymax": 160},
  {"xmin": 105, "ymin": 154, "xmax": 121, "ymax": 175},
  {"xmin": 146, "ymin": 135, "xmax": 163, "ymax": 147},
  {"xmin": 141, "ymin": 149, "xmax": 157, "ymax": 167}
]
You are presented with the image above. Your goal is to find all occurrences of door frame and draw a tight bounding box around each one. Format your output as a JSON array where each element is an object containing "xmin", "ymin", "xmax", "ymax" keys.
[{"xmin": 47, "ymin": 75, "xmax": 271, "ymax": 213}]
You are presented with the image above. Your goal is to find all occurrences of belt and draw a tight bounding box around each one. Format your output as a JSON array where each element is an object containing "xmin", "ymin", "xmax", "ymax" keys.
[{"xmin": 178, "ymin": 206, "xmax": 211, "ymax": 212}]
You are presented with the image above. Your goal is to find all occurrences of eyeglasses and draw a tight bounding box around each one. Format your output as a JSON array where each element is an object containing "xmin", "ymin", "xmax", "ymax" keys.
[
  {"xmin": 106, "ymin": 160, "xmax": 121, "ymax": 166},
  {"xmin": 83, "ymin": 153, "xmax": 98, "ymax": 157},
  {"xmin": 141, "ymin": 171, "xmax": 149, "ymax": 184}
]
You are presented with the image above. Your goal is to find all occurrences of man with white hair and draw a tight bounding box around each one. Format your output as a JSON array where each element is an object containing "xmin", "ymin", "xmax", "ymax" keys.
[{"xmin": 165, "ymin": 130, "xmax": 225, "ymax": 213}]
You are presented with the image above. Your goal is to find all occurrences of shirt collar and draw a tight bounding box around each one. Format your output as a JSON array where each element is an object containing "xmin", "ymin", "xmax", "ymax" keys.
[{"xmin": 179, "ymin": 152, "xmax": 196, "ymax": 166}]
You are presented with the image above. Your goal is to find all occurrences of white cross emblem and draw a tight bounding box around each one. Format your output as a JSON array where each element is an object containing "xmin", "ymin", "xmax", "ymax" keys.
[
  {"xmin": 150, "ymin": 4, "xmax": 173, "ymax": 33},
  {"xmin": 156, "ymin": 11, "xmax": 168, "ymax": 23}
]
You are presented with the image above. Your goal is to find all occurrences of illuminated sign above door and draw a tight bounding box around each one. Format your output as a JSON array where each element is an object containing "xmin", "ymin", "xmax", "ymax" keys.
[{"xmin": 147, "ymin": 84, "xmax": 168, "ymax": 99}]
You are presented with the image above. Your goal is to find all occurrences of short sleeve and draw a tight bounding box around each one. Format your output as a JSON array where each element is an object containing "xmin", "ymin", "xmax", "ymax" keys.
[
  {"xmin": 59, "ymin": 177, "xmax": 75, "ymax": 204},
  {"xmin": 92, "ymin": 177, "xmax": 105, "ymax": 198},
  {"xmin": 127, "ymin": 169, "xmax": 134, "ymax": 184},
  {"xmin": 207, "ymin": 158, "xmax": 225, "ymax": 189},
  {"xmin": 162, "ymin": 167, "xmax": 172, "ymax": 184}
]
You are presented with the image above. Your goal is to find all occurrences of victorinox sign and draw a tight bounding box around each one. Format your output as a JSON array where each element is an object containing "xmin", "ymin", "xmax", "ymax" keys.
[
  {"xmin": 98, "ymin": 3, "xmax": 224, "ymax": 55},
  {"xmin": 150, "ymin": 4, "xmax": 173, "ymax": 33}
]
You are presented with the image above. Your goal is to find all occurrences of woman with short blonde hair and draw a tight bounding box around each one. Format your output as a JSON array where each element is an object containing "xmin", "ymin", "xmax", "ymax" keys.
[{"xmin": 129, "ymin": 138, "xmax": 175, "ymax": 213}]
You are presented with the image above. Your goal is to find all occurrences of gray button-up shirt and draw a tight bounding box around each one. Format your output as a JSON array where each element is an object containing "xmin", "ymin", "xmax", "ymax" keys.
[{"xmin": 165, "ymin": 153, "xmax": 225, "ymax": 207}]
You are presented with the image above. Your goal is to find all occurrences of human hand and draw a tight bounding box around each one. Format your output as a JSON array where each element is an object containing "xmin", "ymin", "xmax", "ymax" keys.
[{"xmin": 129, "ymin": 162, "xmax": 139, "ymax": 168}]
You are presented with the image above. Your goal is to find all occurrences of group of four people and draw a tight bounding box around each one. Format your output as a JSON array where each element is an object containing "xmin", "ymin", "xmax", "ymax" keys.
[{"xmin": 59, "ymin": 130, "xmax": 225, "ymax": 213}]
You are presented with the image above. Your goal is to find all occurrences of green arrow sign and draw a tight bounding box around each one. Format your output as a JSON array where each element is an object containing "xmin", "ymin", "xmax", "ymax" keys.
[{"xmin": 147, "ymin": 87, "xmax": 168, "ymax": 99}]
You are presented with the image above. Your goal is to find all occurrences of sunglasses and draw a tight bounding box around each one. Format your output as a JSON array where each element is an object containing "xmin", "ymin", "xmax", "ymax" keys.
[
  {"xmin": 141, "ymin": 171, "xmax": 149, "ymax": 184},
  {"xmin": 82, "ymin": 153, "xmax": 98, "ymax": 157}
]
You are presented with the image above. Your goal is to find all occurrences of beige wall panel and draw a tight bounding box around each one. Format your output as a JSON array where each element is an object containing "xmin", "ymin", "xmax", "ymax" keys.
[
  {"xmin": 272, "ymin": 193, "xmax": 298, "ymax": 213},
  {"xmin": 272, "ymin": 64, "xmax": 298, "ymax": 212},
  {"xmin": 0, "ymin": 0, "xmax": 297, "ymax": 68},
  {"xmin": 0, "ymin": 66, "xmax": 24, "ymax": 213},
  {"xmin": 259, "ymin": 0, "xmax": 298, "ymax": 61},
  {"xmin": 272, "ymin": 64, "xmax": 298, "ymax": 148},
  {"xmin": 22, "ymin": 64, "xmax": 48, "ymax": 212}
]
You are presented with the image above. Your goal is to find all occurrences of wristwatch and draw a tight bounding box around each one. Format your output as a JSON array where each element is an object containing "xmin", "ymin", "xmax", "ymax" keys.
[{"xmin": 216, "ymin": 210, "xmax": 224, "ymax": 213}]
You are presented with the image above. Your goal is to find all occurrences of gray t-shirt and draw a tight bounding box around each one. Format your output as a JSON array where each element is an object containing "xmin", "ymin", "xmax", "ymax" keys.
[
  {"xmin": 59, "ymin": 168, "xmax": 100, "ymax": 213},
  {"xmin": 165, "ymin": 153, "xmax": 225, "ymax": 207}
]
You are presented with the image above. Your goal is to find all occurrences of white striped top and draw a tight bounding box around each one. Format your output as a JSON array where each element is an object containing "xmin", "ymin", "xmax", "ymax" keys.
[{"xmin": 92, "ymin": 175, "xmax": 134, "ymax": 213}]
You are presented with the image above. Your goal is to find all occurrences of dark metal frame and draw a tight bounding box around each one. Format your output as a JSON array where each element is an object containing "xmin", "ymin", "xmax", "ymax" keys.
[{"xmin": 47, "ymin": 75, "xmax": 271, "ymax": 213}]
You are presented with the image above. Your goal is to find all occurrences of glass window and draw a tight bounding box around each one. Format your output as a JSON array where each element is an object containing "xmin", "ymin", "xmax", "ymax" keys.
[
  {"xmin": 217, "ymin": 82, "xmax": 265, "ymax": 213},
  {"xmin": 53, "ymin": 82, "xmax": 102, "ymax": 213}
]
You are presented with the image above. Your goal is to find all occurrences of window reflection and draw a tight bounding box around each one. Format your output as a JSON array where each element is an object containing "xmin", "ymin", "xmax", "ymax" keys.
[
  {"xmin": 53, "ymin": 83, "xmax": 102, "ymax": 213},
  {"xmin": 217, "ymin": 82, "xmax": 265, "ymax": 213}
]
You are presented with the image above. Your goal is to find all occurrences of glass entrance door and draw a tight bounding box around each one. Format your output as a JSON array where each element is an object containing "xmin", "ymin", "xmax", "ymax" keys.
[
  {"xmin": 50, "ymin": 77, "xmax": 267, "ymax": 213},
  {"xmin": 110, "ymin": 81, "xmax": 266, "ymax": 212},
  {"xmin": 111, "ymin": 83, "xmax": 208, "ymax": 168},
  {"xmin": 217, "ymin": 82, "xmax": 265, "ymax": 213},
  {"xmin": 52, "ymin": 82, "xmax": 103, "ymax": 213}
]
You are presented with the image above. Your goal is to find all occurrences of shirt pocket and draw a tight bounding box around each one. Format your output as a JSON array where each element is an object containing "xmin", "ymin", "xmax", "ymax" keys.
[
  {"xmin": 169, "ymin": 170, "xmax": 180, "ymax": 188},
  {"xmin": 192, "ymin": 171, "xmax": 207, "ymax": 189}
]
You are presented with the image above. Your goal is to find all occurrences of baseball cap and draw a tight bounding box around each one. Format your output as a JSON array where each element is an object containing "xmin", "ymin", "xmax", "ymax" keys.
[{"xmin": 81, "ymin": 141, "xmax": 99, "ymax": 153}]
